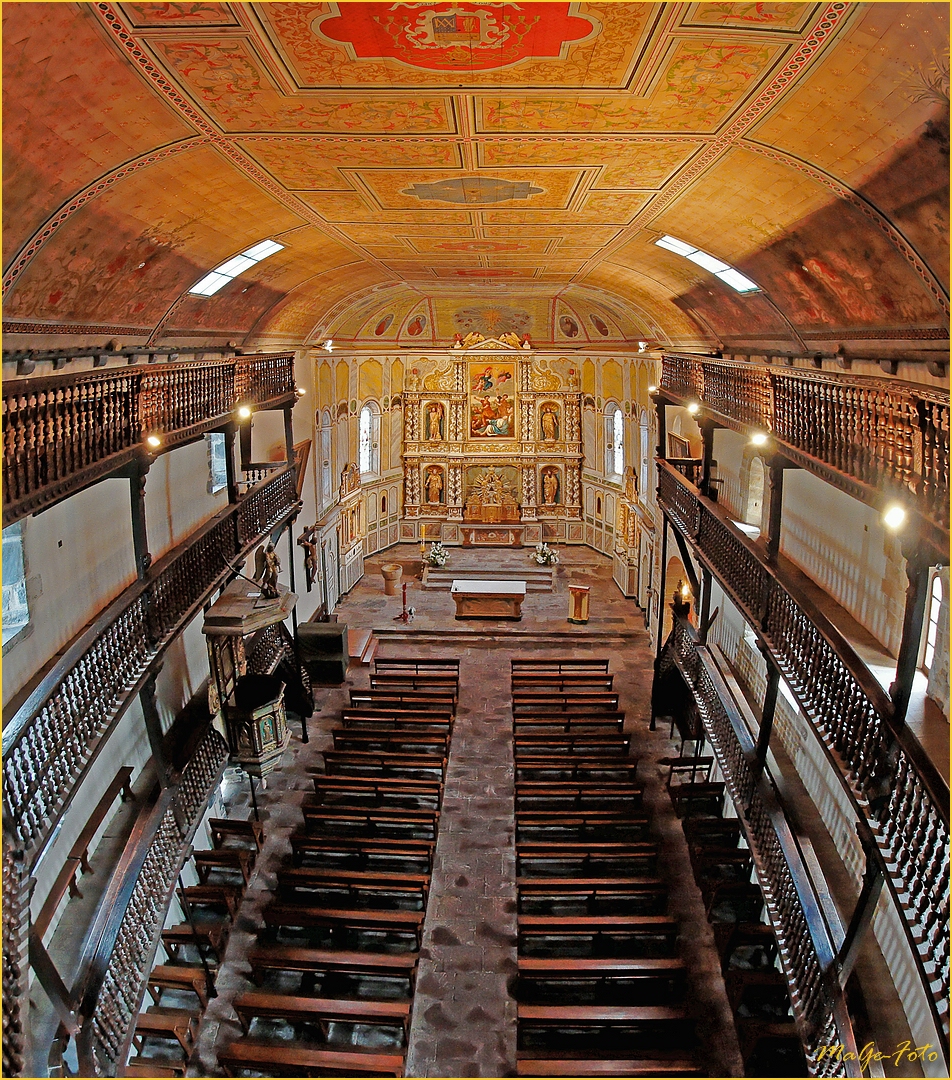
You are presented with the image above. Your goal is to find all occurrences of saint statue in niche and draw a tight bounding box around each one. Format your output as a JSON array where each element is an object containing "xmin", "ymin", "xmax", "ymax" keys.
[
  {"xmin": 540, "ymin": 403, "xmax": 560, "ymax": 442},
  {"xmin": 541, "ymin": 468, "xmax": 560, "ymax": 506},
  {"xmin": 427, "ymin": 402, "xmax": 444, "ymax": 440},
  {"xmin": 425, "ymin": 466, "xmax": 444, "ymax": 504}
]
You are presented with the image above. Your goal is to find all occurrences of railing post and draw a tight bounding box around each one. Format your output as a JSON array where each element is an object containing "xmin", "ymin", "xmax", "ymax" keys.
[
  {"xmin": 698, "ymin": 566, "xmax": 713, "ymax": 644},
  {"xmin": 751, "ymin": 648, "xmax": 781, "ymax": 791},
  {"xmin": 129, "ymin": 454, "xmax": 152, "ymax": 579},
  {"xmin": 836, "ymin": 826, "xmax": 886, "ymax": 987},
  {"xmin": 654, "ymin": 397, "xmax": 667, "ymax": 460},
  {"xmin": 889, "ymin": 537, "xmax": 931, "ymax": 724},
  {"xmin": 139, "ymin": 670, "xmax": 171, "ymax": 789},
  {"xmin": 224, "ymin": 425, "xmax": 239, "ymax": 504}
]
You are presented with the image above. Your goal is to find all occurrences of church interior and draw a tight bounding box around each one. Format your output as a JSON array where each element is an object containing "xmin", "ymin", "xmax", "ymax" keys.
[{"xmin": 2, "ymin": 2, "xmax": 949, "ymax": 1077}]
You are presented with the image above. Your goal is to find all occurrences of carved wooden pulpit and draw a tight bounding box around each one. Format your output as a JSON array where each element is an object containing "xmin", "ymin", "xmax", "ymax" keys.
[{"xmin": 203, "ymin": 578, "xmax": 298, "ymax": 778}]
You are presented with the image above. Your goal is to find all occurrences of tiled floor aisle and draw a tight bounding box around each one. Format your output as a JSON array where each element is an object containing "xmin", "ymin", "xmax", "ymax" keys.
[{"xmin": 191, "ymin": 545, "xmax": 745, "ymax": 1076}]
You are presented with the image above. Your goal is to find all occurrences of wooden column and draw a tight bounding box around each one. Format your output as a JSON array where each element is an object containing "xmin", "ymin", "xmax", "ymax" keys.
[
  {"xmin": 653, "ymin": 398, "xmax": 667, "ymax": 462},
  {"xmin": 889, "ymin": 539, "xmax": 931, "ymax": 723},
  {"xmin": 754, "ymin": 647, "xmax": 781, "ymax": 770},
  {"xmin": 129, "ymin": 457, "xmax": 152, "ymax": 579},
  {"xmin": 224, "ymin": 426, "xmax": 239, "ymax": 503},
  {"xmin": 699, "ymin": 418, "xmax": 716, "ymax": 498},
  {"xmin": 139, "ymin": 670, "xmax": 171, "ymax": 788},
  {"xmin": 698, "ymin": 566, "xmax": 713, "ymax": 644},
  {"xmin": 650, "ymin": 518, "xmax": 670, "ymax": 731},
  {"xmin": 764, "ymin": 458, "xmax": 785, "ymax": 561}
]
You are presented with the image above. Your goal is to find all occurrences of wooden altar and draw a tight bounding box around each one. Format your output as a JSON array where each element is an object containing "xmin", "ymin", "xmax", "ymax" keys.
[{"xmin": 401, "ymin": 340, "xmax": 583, "ymax": 545}]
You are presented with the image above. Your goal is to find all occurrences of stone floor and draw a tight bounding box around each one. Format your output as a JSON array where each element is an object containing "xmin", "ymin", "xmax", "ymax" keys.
[{"xmin": 190, "ymin": 545, "xmax": 746, "ymax": 1077}]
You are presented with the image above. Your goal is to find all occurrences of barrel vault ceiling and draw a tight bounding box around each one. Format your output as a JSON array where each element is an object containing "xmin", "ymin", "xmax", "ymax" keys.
[{"xmin": 3, "ymin": 2, "xmax": 949, "ymax": 351}]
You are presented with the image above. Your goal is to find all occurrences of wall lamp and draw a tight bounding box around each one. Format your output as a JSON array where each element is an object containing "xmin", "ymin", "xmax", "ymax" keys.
[
  {"xmin": 750, "ymin": 432, "xmax": 769, "ymax": 447},
  {"xmin": 686, "ymin": 401, "xmax": 701, "ymax": 415},
  {"xmin": 647, "ymin": 384, "xmax": 659, "ymax": 395},
  {"xmin": 145, "ymin": 434, "xmax": 162, "ymax": 450},
  {"xmin": 321, "ymin": 339, "xmax": 334, "ymax": 352},
  {"xmin": 295, "ymin": 386, "xmax": 306, "ymax": 397},
  {"xmin": 237, "ymin": 404, "xmax": 253, "ymax": 420},
  {"xmin": 883, "ymin": 504, "xmax": 907, "ymax": 531}
]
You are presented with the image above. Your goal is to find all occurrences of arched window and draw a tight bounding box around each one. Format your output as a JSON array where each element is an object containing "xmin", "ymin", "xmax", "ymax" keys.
[
  {"xmin": 922, "ymin": 570, "xmax": 945, "ymax": 673},
  {"xmin": 604, "ymin": 404, "xmax": 624, "ymax": 480},
  {"xmin": 639, "ymin": 410, "xmax": 651, "ymax": 499},
  {"xmin": 2, "ymin": 522, "xmax": 29, "ymax": 645},
  {"xmin": 319, "ymin": 409, "xmax": 333, "ymax": 509},
  {"xmin": 359, "ymin": 403, "xmax": 380, "ymax": 476}
]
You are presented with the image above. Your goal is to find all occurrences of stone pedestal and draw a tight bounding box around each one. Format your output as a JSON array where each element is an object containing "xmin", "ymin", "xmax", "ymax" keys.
[{"xmin": 381, "ymin": 562, "xmax": 403, "ymax": 595}]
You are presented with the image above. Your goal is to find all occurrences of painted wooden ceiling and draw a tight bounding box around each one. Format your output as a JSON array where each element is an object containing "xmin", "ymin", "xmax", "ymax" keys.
[{"xmin": 2, "ymin": 2, "xmax": 948, "ymax": 350}]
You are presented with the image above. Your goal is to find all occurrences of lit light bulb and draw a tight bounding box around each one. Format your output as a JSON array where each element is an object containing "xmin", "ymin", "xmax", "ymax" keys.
[
  {"xmin": 237, "ymin": 405, "xmax": 253, "ymax": 420},
  {"xmin": 750, "ymin": 432, "xmax": 768, "ymax": 446},
  {"xmin": 295, "ymin": 386, "xmax": 306, "ymax": 396},
  {"xmin": 883, "ymin": 504, "xmax": 906, "ymax": 530},
  {"xmin": 681, "ymin": 583, "xmax": 691, "ymax": 599},
  {"xmin": 323, "ymin": 339, "xmax": 334, "ymax": 352},
  {"xmin": 647, "ymin": 384, "xmax": 658, "ymax": 394},
  {"xmin": 146, "ymin": 435, "xmax": 162, "ymax": 449},
  {"xmin": 687, "ymin": 401, "xmax": 700, "ymax": 415}
]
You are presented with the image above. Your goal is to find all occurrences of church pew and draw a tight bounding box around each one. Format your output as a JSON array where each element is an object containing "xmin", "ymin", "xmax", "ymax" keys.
[
  {"xmin": 132, "ymin": 1007, "xmax": 198, "ymax": 1062},
  {"xmin": 232, "ymin": 991, "xmax": 411, "ymax": 1041},
  {"xmin": 208, "ymin": 817, "xmax": 264, "ymax": 851},
  {"xmin": 511, "ymin": 674, "xmax": 614, "ymax": 693},
  {"xmin": 193, "ymin": 848, "xmax": 253, "ymax": 886},
  {"xmin": 247, "ymin": 944, "xmax": 418, "ymax": 991},
  {"xmin": 514, "ymin": 714, "xmax": 625, "ymax": 733},
  {"xmin": 218, "ymin": 1039, "xmax": 405, "ymax": 1077},
  {"xmin": 375, "ymin": 656, "xmax": 460, "ymax": 675},
  {"xmin": 322, "ymin": 749, "xmax": 447, "ymax": 781},
  {"xmin": 515, "ymin": 782, "xmax": 643, "ymax": 810},
  {"xmin": 263, "ymin": 903, "xmax": 425, "ymax": 949},
  {"xmin": 331, "ymin": 729, "xmax": 450, "ymax": 756},
  {"xmin": 276, "ymin": 867, "xmax": 429, "ymax": 909},
  {"xmin": 161, "ymin": 922, "xmax": 227, "ymax": 962},
  {"xmin": 511, "ymin": 659, "xmax": 611, "ymax": 674},
  {"xmin": 517, "ymin": 914, "xmax": 679, "ymax": 958},
  {"xmin": 309, "ymin": 774, "xmax": 443, "ymax": 810},
  {"xmin": 370, "ymin": 672, "xmax": 459, "ymax": 697},
  {"xmin": 290, "ymin": 833, "xmax": 434, "ymax": 873},
  {"xmin": 517, "ymin": 877, "xmax": 667, "ymax": 916},
  {"xmin": 301, "ymin": 805, "xmax": 440, "ymax": 842},
  {"xmin": 514, "ymin": 733, "xmax": 631, "ymax": 757},
  {"xmin": 350, "ymin": 690, "xmax": 456, "ymax": 713},
  {"xmin": 516, "ymin": 1002, "xmax": 691, "ymax": 1040},
  {"xmin": 512, "ymin": 693, "xmax": 620, "ymax": 713},
  {"xmin": 667, "ymin": 781, "xmax": 726, "ymax": 818},
  {"xmin": 70, "ymin": 765, "xmax": 135, "ymax": 873},
  {"xmin": 147, "ymin": 965, "xmax": 214, "ymax": 1010},
  {"xmin": 516, "ymin": 956, "xmax": 687, "ymax": 1000},
  {"xmin": 515, "ymin": 811, "xmax": 650, "ymax": 842},
  {"xmin": 177, "ymin": 883, "xmax": 243, "ymax": 919},
  {"xmin": 516, "ymin": 842, "xmax": 658, "ymax": 876},
  {"xmin": 516, "ymin": 1052, "xmax": 703, "ymax": 1077},
  {"xmin": 339, "ymin": 709, "xmax": 453, "ymax": 732},
  {"xmin": 515, "ymin": 758, "xmax": 639, "ymax": 782}
]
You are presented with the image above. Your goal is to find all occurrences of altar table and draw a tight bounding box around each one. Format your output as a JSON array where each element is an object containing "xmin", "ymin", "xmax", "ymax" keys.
[{"xmin": 450, "ymin": 579, "xmax": 527, "ymax": 620}]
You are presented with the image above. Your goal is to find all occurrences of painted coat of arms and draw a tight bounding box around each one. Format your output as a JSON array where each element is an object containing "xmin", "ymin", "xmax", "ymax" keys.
[{"xmin": 469, "ymin": 362, "xmax": 515, "ymax": 438}]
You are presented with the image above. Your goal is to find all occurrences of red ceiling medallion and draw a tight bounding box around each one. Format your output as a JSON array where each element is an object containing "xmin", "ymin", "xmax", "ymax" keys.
[{"xmin": 315, "ymin": 3, "xmax": 599, "ymax": 73}]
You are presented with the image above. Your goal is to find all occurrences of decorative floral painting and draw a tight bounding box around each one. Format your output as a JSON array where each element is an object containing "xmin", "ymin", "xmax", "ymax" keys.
[{"xmin": 469, "ymin": 362, "xmax": 516, "ymax": 438}]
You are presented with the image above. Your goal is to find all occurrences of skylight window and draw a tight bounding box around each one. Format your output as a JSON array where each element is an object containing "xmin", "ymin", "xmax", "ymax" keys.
[
  {"xmin": 189, "ymin": 239, "xmax": 284, "ymax": 296},
  {"xmin": 655, "ymin": 234, "xmax": 759, "ymax": 293}
]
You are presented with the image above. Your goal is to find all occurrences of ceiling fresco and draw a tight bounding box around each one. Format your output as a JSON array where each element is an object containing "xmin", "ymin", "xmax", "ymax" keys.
[{"xmin": 2, "ymin": 2, "xmax": 948, "ymax": 352}]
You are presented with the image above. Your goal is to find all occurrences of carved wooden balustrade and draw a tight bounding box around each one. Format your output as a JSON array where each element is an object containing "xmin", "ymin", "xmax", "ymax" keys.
[
  {"xmin": 247, "ymin": 621, "xmax": 313, "ymax": 715},
  {"xmin": 2, "ymin": 352, "xmax": 296, "ymax": 526},
  {"xmin": 660, "ymin": 353, "xmax": 949, "ymax": 557},
  {"xmin": 2, "ymin": 828, "xmax": 27, "ymax": 1080},
  {"xmin": 2, "ymin": 466, "xmax": 298, "ymax": 868},
  {"xmin": 658, "ymin": 460, "xmax": 950, "ymax": 1038},
  {"xmin": 74, "ymin": 724, "xmax": 228, "ymax": 1077},
  {"xmin": 661, "ymin": 617, "xmax": 861, "ymax": 1077}
]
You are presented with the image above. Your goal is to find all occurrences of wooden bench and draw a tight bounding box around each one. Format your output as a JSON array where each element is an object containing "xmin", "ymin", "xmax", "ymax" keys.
[
  {"xmin": 264, "ymin": 903, "xmax": 425, "ymax": 948},
  {"xmin": 515, "ymin": 734, "xmax": 631, "ymax": 757},
  {"xmin": 310, "ymin": 774, "xmax": 443, "ymax": 810},
  {"xmin": 667, "ymin": 781, "xmax": 726, "ymax": 818},
  {"xmin": 70, "ymin": 765, "xmax": 135, "ymax": 873},
  {"xmin": 177, "ymin": 883, "xmax": 243, "ymax": 919},
  {"xmin": 161, "ymin": 922, "xmax": 228, "ymax": 963},
  {"xmin": 517, "ymin": 956, "xmax": 687, "ymax": 996},
  {"xmin": 33, "ymin": 857, "xmax": 84, "ymax": 940},
  {"xmin": 232, "ymin": 991, "xmax": 411, "ymax": 1041},
  {"xmin": 518, "ymin": 877, "xmax": 667, "ymax": 915},
  {"xmin": 516, "ymin": 1052, "xmax": 703, "ymax": 1077},
  {"xmin": 332, "ymin": 730, "xmax": 450, "ymax": 756},
  {"xmin": 516, "ymin": 811, "xmax": 650, "ymax": 842},
  {"xmin": 511, "ymin": 659, "xmax": 610, "ymax": 674},
  {"xmin": 278, "ymin": 868, "xmax": 430, "ymax": 910},
  {"xmin": 193, "ymin": 848, "xmax": 253, "ymax": 885},
  {"xmin": 371, "ymin": 673, "xmax": 459, "ymax": 697},
  {"xmin": 515, "ymin": 758, "xmax": 639, "ymax": 782},
  {"xmin": 515, "ymin": 782, "xmax": 643, "ymax": 810},
  {"xmin": 322, "ymin": 749, "xmax": 447, "ymax": 781},
  {"xmin": 511, "ymin": 674, "xmax": 614, "ymax": 692},
  {"xmin": 517, "ymin": 1002, "xmax": 690, "ymax": 1034},
  {"xmin": 290, "ymin": 833, "xmax": 434, "ymax": 873},
  {"xmin": 682, "ymin": 817, "xmax": 741, "ymax": 847},
  {"xmin": 375, "ymin": 656, "xmax": 460, "ymax": 674},
  {"xmin": 302, "ymin": 805, "xmax": 440, "ymax": 842},
  {"xmin": 512, "ymin": 693, "xmax": 620, "ymax": 712},
  {"xmin": 702, "ymin": 880, "xmax": 764, "ymax": 923},
  {"xmin": 350, "ymin": 690, "xmax": 456, "ymax": 713},
  {"xmin": 247, "ymin": 945, "xmax": 418, "ymax": 991},
  {"xmin": 219, "ymin": 1038, "xmax": 405, "ymax": 1077},
  {"xmin": 132, "ymin": 1007, "xmax": 198, "ymax": 1060},
  {"xmin": 517, "ymin": 915, "xmax": 679, "ymax": 953},
  {"xmin": 208, "ymin": 817, "xmax": 264, "ymax": 851},
  {"xmin": 714, "ymin": 921, "xmax": 778, "ymax": 973},
  {"xmin": 516, "ymin": 842, "xmax": 658, "ymax": 876},
  {"xmin": 147, "ymin": 965, "xmax": 214, "ymax": 1010},
  {"xmin": 339, "ymin": 709, "xmax": 453, "ymax": 732},
  {"xmin": 123, "ymin": 1058, "xmax": 185, "ymax": 1078},
  {"xmin": 514, "ymin": 714, "xmax": 625, "ymax": 733}
]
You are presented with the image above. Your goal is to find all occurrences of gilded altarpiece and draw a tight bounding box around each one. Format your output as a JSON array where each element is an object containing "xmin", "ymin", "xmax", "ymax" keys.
[{"xmin": 402, "ymin": 342, "xmax": 582, "ymax": 545}]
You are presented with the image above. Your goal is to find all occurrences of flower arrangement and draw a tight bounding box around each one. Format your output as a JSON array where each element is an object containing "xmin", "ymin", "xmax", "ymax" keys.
[
  {"xmin": 531, "ymin": 542, "xmax": 559, "ymax": 566},
  {"xmin": 423, "ymin": 541, "xmax": 450, "ymax": 567}
]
